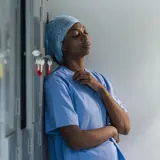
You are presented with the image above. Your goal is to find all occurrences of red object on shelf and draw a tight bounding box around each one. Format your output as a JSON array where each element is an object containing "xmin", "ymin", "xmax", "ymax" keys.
[
  {"xmin": 48, "ymin": 65, "xmax": 51, "ymax": 75},
  {"xmin": 35, "ymin": 64, "xmax": 42, "ymax": 76},
  {"xmin": 37, "ymin": 70, "xmax": 43, "ymax": 76}
]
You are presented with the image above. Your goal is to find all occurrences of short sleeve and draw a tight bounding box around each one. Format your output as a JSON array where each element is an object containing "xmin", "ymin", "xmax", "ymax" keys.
[
  {"xmin": 44, "ymin": 76, "xmax": 79, "ymax": 134},
  {"xmin": 100, "ymin": 74, "xmax": 128, "ymax": 112}
]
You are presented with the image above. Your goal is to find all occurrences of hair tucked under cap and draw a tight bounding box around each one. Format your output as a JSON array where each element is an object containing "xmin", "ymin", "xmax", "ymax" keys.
[{"xmin": 45, "ymin": 15, "xmax": 80, "ymax": 64}]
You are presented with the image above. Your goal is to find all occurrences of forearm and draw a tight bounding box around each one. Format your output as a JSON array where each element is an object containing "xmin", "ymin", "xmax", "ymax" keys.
[
  {"xmin": 77, "ymin": 126, "xmax": 116, "ymax": 150},
  {"xmin": 98, "ymin": 85, "xmax": 130, "ymax": 135},
  {"xmin": 60, "ymin": 125, "xmax": 116, "ymax": 150}
]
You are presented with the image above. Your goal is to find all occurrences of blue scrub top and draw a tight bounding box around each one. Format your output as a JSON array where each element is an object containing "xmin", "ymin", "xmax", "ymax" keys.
[{"xmin": 44, "ymin": 65, "xmax": 127, "ymax": 160}]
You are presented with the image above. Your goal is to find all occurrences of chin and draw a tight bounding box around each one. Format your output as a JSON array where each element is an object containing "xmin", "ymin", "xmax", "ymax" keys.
[
  {"xmin": 75, "ymin": 49, "xmax": 90, "ymax": 58},
  {"xmin": 81, "ymin": 52, "xmax": 90, "ymax": 57},
  {"xmin": 82, "ymin": 49, "xmax": 91, "ymax": 55},
  {"xmin": 86, "ymin": 51, "xmax": 90, "ymax": 55}
]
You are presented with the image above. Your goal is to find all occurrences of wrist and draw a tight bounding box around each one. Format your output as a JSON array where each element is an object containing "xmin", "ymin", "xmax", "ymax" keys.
[
  {"xmin": 97, "ymin": 84, "xmax": 106, "ymax": 95},
  {"xmin": 109, "ymin": 126, "xmax": 117, "ymax": 137}
]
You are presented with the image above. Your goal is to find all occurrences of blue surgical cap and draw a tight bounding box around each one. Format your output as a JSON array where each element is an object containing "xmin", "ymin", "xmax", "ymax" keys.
[{"xmin": 45, "ymin": 15, "xmax": 80, "ymax": 64}]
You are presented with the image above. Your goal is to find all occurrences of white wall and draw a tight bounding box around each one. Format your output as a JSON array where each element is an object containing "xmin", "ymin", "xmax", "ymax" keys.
[{"xmin": 34, "ymin": 1, "xmax": 160, "ymax": 159}]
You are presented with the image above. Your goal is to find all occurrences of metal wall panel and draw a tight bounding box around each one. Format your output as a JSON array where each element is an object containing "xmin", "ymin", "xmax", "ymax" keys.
[
  {"xmin": 26, "ymin": 0, "xmax": 46, "ymax": 159},
  {"xmin": 22, "ymin": 129, "xmax": 30, "ymax": 160},
  {"xmin": 0, "ymin": 0, "xmax": 17, "ymax": 137},
  {"xmin": 34, "ymin": 121, "xmax": 43, "ymax": 160},
  {"xmin": 0, "ymin": 0, "xmax": 21, "ymax": 160}
]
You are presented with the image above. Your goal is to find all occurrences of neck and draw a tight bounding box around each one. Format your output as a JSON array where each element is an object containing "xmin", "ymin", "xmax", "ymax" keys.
[{"xmin": 63, "ymin": 57, "xmax": 85, "ymax": 72}]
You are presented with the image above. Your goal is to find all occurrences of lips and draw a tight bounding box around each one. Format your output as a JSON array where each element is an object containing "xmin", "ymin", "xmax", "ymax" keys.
[{"xmin": 83, "ymin": 42, "xmax": 91, "ymax": 48}]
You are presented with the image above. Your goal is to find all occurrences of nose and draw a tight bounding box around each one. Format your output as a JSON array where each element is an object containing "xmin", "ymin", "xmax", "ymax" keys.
[{"xmin": 81, "ymin": 33, "xmax": 87, "ymax": 42}]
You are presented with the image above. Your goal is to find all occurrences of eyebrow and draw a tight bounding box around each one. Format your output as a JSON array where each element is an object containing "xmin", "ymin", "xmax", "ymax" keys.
[{"xmin": 71, "ymin": 26, "xmax": 86, "ymax": 30}]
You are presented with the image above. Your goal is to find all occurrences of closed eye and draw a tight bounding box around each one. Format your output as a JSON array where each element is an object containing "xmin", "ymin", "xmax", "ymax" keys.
[
  {"xmin": 72, "ymin": 29, "xmax": 89, "ymax": 38},
  {"xmin": 84, "ymin": 30, "xmax": 88, "ymax": 34},
  {"xmin": 71, "ymin": 29, "xmax": 79, "ymax": 36}
]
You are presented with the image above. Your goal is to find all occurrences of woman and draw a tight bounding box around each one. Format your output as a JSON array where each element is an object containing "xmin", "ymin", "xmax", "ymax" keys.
[{"xmin": 44, "ymin": 15, "xmax": 130, "ymax": 160}]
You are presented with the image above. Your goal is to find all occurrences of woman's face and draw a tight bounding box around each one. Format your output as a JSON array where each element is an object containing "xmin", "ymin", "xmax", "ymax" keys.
[{"xmin": 62, "ymin": 22, "xmax": 91, "ymax": 59}]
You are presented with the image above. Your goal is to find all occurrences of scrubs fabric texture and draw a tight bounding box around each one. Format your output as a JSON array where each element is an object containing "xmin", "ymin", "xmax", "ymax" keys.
[
  {"xmin": 44, "ymin": 65, "xmax": 127, "ymax": 160},
  {"xmin": 45, "ymin": 15, "xmax": 80, "ymax": 64}
]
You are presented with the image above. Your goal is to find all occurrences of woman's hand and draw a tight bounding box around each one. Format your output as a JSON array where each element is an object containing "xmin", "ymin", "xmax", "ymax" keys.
[
  {"xmin": 73, "ymin": 70, "xmax": 103, "ymax": 92},
  {"xmin": 109, "ymin": 126, "xmax": 120, "ymax": 143},
  {"xmin": 113, "ymin": 131, "xmax": 120, "ymax": 143}
]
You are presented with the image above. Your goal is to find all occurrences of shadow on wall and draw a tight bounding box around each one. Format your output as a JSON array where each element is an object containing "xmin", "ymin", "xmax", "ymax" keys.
[
  {"xmin": 34, "ymin": 16, "xmax": 50, "ymax": 160},
  {"xmin": 34, "ymin": 16, "xmax": 59, "ymax": 160}
]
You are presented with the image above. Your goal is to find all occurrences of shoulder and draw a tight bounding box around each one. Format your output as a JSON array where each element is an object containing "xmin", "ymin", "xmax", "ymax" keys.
[
  {"xmin": 90, "ymin": 70, "xmax": 106, "ymax": 82},
  {"xmin": 44, "ymin": 68, "xmax": 68, "ymax": 89},
  {"xmin": 89, "ymin": 70, "xmax": 108, "ymax": 84},
  {"xmin": 89, "ymin": 70, "xmax": 112, "ymax": 92}
]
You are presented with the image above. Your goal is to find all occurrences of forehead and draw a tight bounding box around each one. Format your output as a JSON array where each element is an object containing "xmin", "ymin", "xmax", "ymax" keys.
[
  {"xmin": 64, "ymin": 22, "xmax": 86, "ymax": 39},
  {"xmin": 71, "ymin": 22, "xmax": 84, "ymax": 30}
]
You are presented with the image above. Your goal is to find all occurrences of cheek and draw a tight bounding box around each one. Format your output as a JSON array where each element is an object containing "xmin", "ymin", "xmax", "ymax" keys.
[
  {"xmin": 69, "ymin": 40, "xmax": 81, "ymax": 51},
  {"xmin": 88, "ymin": 35, "xmax": 91, "ymax": 41}
]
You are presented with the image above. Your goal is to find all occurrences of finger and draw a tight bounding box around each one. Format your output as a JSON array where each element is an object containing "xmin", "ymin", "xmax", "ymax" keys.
[
  {"xmin": 116, "ymin": 135, "xmax": 120, "ymax": 143},
  {"xmin": 76, "ymin": 75, "xmax": 89, "ymax": 81},
  {"xmin": 116, "ymin": 138, "xmax": 118, "ymax": 143},
  {"xmin": 115, "ymin": 138, "xmax": 118, "ymax": 143},
  {"xmin": 117, "ymin": 134, "xmax": 120, "ymax": 143},
  {"xmin": 73, "ymin": 70, "xmax": 83, "ymax": 79},
  {"xmin": 113, "ymin": 135, "xmax": 119, "ymax": 143},
  {"xmin": 79, "ymin": 79, "xmax": 89, "ymax": 85},
  {"xmin": 74, "ymin": 71, "xmax": 89, "ymax": 80}
]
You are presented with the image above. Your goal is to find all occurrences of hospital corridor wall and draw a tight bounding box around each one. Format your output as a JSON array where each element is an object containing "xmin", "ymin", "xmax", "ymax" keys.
[
  {"xmin": 0, "ymin": 0, "xmax": 51, "ymax": 160},
  {"xmin": 36, "ymin": 0, "xmax": 160, "ymax": 160},
  {"xmin": 0, "ymin": 0, "xmax": 160, "ymax": 160}
]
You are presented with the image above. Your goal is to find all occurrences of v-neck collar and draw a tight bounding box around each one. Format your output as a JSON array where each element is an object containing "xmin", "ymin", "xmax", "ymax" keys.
[{"xmin": 60, "ymin": 65, "xmax": 89, "ymax": 75}]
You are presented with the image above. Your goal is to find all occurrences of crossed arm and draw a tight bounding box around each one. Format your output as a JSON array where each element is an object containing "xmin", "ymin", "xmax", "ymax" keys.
[
  {"xmin": 59, "ymin": 85, "xmax": 130, "ymax": 150},
  {"xmin": 97, "ymin": 84, "xmax": 130, "ymax": 135},
  {"xmin": 57, "ymin": 71, "xmax": 131, "ymax": 150}
]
